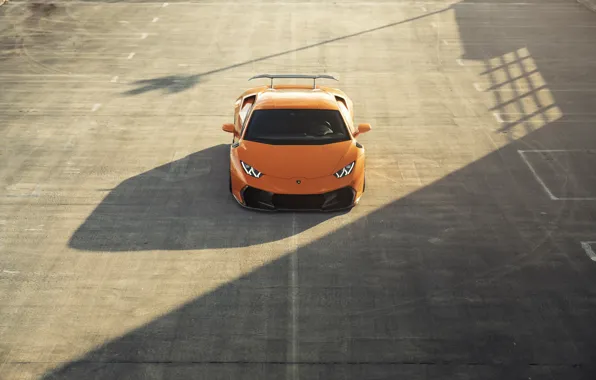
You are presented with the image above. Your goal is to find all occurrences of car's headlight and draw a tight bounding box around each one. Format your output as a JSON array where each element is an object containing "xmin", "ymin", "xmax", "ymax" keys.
[
  {"xmin": 334, "ymin": 161, "xmax": 355, "ymax": 178},
  {"xmin": 241, "ymin": 161, "xmax": 262, "ymax": 178}
]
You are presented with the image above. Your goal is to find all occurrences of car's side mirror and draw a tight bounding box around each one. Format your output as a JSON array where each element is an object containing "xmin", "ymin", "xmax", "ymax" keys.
[
  {"xmin": 355, "ymin": 123, "xmax": 371, "ymax": 136},
  {"xmin": 222, "ymin": 123, "xmax": 235, "ymax": 134}
]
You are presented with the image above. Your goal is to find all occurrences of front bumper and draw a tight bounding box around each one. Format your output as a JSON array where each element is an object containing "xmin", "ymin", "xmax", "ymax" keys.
[{"xmin": 239, "ymin": 186, "xmax": 356, "ymax": 212}]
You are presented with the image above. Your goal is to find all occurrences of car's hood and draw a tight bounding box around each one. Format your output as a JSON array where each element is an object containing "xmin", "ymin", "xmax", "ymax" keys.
[{"xmin": 238, "ymin": 140, "xmax": 355, "ymax": 179}]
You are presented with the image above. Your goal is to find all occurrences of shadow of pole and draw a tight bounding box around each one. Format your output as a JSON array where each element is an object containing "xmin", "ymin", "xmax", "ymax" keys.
[{"xmin": 120, "ymin": 7, "xmax": 450, "ymax": 96}]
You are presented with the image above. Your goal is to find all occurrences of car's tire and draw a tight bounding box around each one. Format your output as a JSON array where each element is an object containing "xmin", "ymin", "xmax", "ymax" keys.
[{"xmin": 228, "ymin": 170, "xmax": 232, "ymax": 193}]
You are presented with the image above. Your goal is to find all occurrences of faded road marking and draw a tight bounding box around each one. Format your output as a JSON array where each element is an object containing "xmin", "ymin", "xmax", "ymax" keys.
[
  {"xmin": 581, "ymin": 242, "xmax": 596, "ymax": 261},
  {"xmin": 518, "ymin": 150, "xmax": 558, "ymax": 200},
  {"xmin": 287, "ymin": 214, "xmax": 299, "ymax": 380},
  {"xmin": 518, "ymin": 150, "xmax": 596, "ymax": 201}
]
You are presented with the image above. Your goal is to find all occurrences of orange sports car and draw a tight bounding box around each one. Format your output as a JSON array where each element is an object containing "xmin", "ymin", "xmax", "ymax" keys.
[{"xmin": 222, "ymin": 74, "xmax": 371, "ymax": 211}]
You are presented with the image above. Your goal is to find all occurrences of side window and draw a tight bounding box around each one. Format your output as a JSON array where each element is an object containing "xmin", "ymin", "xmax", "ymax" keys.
[
  {"xmin": 336, "ymin": 97, "xmax": 355, "ymax": 133},
  {"xmin": 239, "ymin": 96, "xmax": 255, "ymax": 135},
  {"xmin": 239, "ymin": 96, "xmax": 255, "ymax": 123}
]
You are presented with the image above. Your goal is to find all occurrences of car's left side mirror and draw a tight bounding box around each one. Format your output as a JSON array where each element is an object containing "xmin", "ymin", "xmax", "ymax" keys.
[
  {"xmin": 222, "ymin": 123, "xmax": 235, "ymax": 133},
  {"xmin": 355, "ymin": 123, "xmax": 372, "ymax": 136}
]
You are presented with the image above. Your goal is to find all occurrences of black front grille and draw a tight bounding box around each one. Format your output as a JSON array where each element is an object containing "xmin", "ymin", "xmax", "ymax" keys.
[
  {"xmin": 243, "ymin": 186, "xmax": 275, "ymax": 210},
  {"xmin": 272, "ymin": 193, "xmax": 325, "ymax": 210},
  {"xmin": 242, "ymin": 186, "xmax": 354, "ymax": 211}
]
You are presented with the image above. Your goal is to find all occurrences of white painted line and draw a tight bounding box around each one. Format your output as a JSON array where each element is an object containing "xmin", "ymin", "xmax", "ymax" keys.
[
  {"xmin": 456, "ymin": 59, "xmax": 465, "ymax": 66},
  {"xmin": 516, "ymin": 149, "xmax": 596, "ymax": 201},
  {"xmin": 141, "ymin": 33, "xmax": 148, "ymax": 39},
  {"xmin": 557, "ymin": 197, "xmax": 596, "ymax": 201},
  {"xmin": 493, "ymin": 112, "xmax": 504, "ymax": 123},
  {"xmin": 152, "ymin": 17, "xmax": 159, "ymax": 23},
  {"xmin": 287, "ymin": 215, "xmax": 299, "ymax": 379},
  {"xmin": 119, "ymin": 20, "xmax": 129, "ymax": 24},
  {"xmin": 442, "ymin": 39, "xmax": 449, "ymax": 45},
  {"xmin": 518, "ymin": 149, "xmax": 596, "ymax": 153},
  {"xmin": 2, "ymin": 270, "xmax": 19, "ymax": 275},
  {"xmin": 127, "ymin": 52, "xmax": 136, "ymax": 60},
  {"xmin": 111, "ymin": 76, "xmax": 119, "ymax": 83},
  {"xmin": 162, "ymin": 2, "xmax": 168, "ymax": 7},
  {"xmin": 431, "ymin": 22, "xmax": 437, "ymax": 28},
  {"xmin": 517, "ymin": 150, "xmax": 559, "ymax": 200},
  {"xmin": 581, "ymin": 242, "xmax": 596, "ymax": 261},
  {"xmin": 91, "ymin": 103, "xmax": 101, "ymax": 112},
  {"xmin": 473, "ymin": 83, "xmax": 484, "ymax": 92},
  {"xmin": 421, "ymin": 5, "xmax": 427, "ymax": 11},
  {"xmin": 178, "ymin": 63, "xmax": 189, "ymax": 67}
]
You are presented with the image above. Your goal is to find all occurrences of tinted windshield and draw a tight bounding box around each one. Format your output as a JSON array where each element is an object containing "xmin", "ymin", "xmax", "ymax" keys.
[{"xmin": 243, "ymin": 109, "xmax": 351, "ymax": 145}]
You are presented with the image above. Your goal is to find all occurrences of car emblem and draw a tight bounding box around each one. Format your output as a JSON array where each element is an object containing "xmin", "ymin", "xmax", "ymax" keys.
[{"xmin": 296, "ymin": 180, "xmax": 301, "ymax": 184}]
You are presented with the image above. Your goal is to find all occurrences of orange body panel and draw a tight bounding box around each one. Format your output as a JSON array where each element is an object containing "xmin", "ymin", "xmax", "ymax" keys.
[{"xmin": 224, "ymin": 80, "xmax": 370, "ymax": 211}]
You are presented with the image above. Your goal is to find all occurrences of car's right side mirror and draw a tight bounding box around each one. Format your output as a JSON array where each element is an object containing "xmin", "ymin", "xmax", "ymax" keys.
[
  {"xmin": 355, "ymin": 123, "xmax": 372, "ymax": 136},
  {"xmin": 222, "ymin": 123, "xmax": 235, "ymax": 133}
]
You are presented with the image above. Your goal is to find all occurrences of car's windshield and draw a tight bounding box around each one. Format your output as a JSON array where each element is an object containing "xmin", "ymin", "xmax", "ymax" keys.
[{"xmin": 243, "ymin": 109, "xmax": 351, "ymax": 145}]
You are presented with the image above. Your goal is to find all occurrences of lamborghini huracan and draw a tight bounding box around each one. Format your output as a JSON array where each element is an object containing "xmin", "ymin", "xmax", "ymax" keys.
[{"xmin": 222, "ymin": 74, "xmax": 372, "ymax": 211}]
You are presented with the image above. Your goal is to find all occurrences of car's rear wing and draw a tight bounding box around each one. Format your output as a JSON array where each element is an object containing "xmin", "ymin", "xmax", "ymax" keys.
[{"xmin": 248, "ymin": 74, "xmax": 338, "ymax": 88}]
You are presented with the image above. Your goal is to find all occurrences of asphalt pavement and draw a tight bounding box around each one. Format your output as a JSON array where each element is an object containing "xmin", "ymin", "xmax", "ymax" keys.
[{"xmin": 1, "ymin": 0, "xmax": 596, "ymax": 379}]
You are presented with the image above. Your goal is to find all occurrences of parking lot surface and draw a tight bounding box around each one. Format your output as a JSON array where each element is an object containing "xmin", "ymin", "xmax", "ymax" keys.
[{"xmin": 1, "ymin": 0, "xmax": 596, "ymax": 378}]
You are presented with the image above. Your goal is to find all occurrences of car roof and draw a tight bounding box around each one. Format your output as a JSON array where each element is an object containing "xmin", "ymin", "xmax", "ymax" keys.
[{"xmin": 252, "ymin": 85, "xmax": 341, "ymax": 111}]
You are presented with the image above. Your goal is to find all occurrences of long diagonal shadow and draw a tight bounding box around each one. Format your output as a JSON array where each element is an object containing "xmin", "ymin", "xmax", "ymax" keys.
[
  {"xmin": 121, "ymin": 7, "xmax": 450, "ymax": 96},
  {"xmin": 44, "ymin": 120, "xmax": 596, "ymax": 379}
]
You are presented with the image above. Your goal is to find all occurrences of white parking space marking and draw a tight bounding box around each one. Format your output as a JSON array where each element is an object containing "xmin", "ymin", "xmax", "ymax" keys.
[
  {"xmin": 518, "ymin": 150, "xmax": 596, "ymax": 201},
  {"xmin": 518, "ymin": 150, "xmax": 558, "ymax": 200},
  {"xmin": 581, "ymin": 242, "xmax": 596, "ymax": 261},
  {"xmin": 493, "ymin": 112, "xmax": 504, "ymax": 123},
  {"xmin": 127, "ymin": 52, "xmax": 136, "ymax": 60},
  {"xmin": 91, "ymin": 103, "xmax": 102, "ymax": 112},
  {"xmin": 456, "ymin": 59, "xmax": 465, "ymax": 66},
  {"xmin": 287, "ymin": 215, "xmax": 299, "ymax": 380},
  {"xmin": 474, "ymin": 83, "xmax": 484, "ymax": 91},
  {"xmin": 141, "ymin": 33, "xmax": 148, "ymax": 39},
  {"xmin": 152, "ymin": 17, "xmax": 159, "ymax": 23},
  {"xmin": 162, "ymin": 2, "xmax": 169, "ymax": 7},
  {"xmin": 519, "ymin": 149, "xmax": 594, "ymax": 153},
  {"xmin": 111, "ymin": 76, "xmax": 119, "ymax": 83}
]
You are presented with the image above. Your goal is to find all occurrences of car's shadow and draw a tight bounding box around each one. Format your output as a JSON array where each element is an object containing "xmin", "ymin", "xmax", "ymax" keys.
[{"xmin": 68, "ymin": 144, "xmax": 338, "ymax": 252}]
